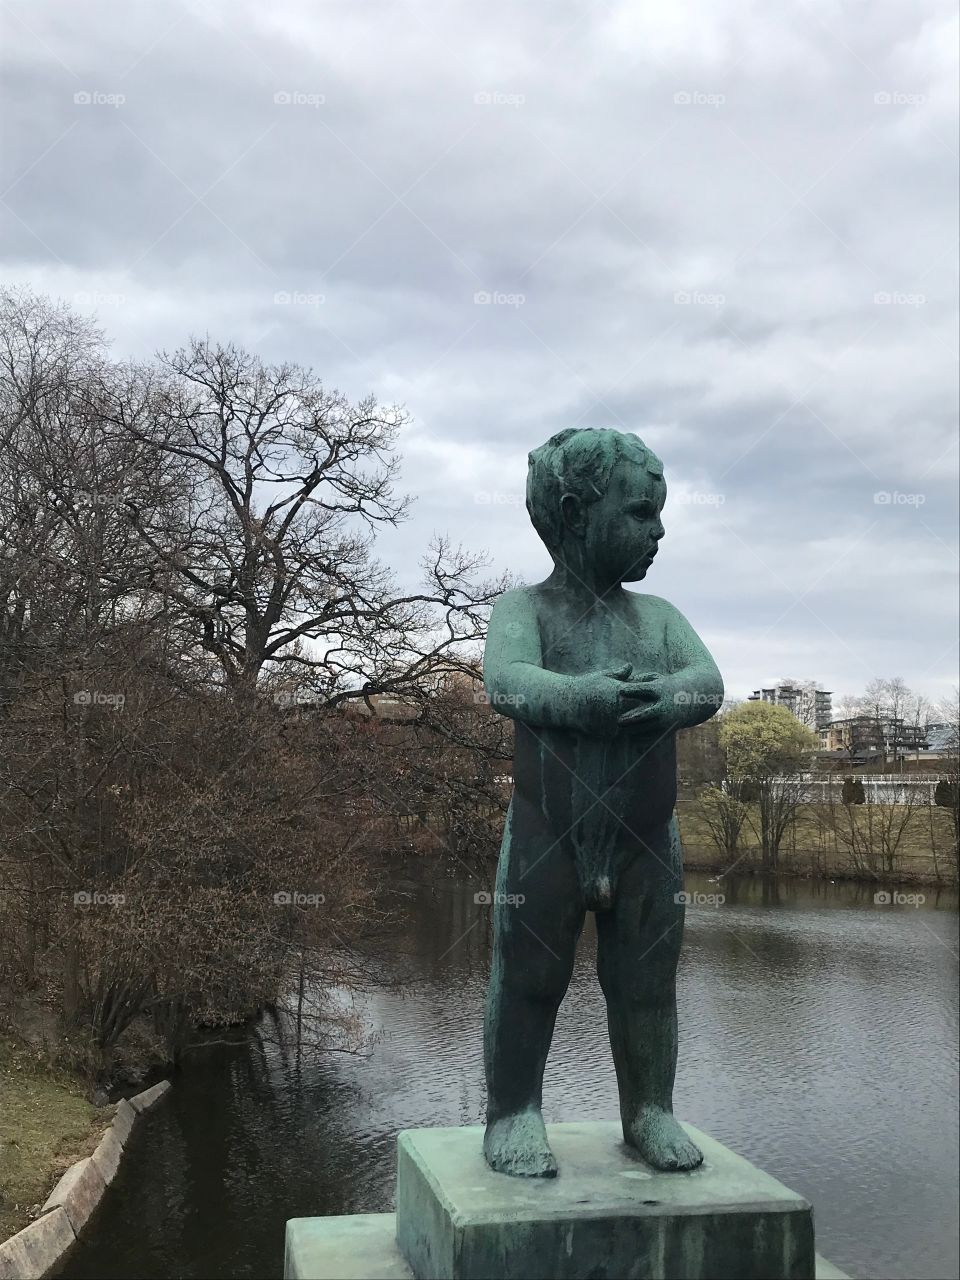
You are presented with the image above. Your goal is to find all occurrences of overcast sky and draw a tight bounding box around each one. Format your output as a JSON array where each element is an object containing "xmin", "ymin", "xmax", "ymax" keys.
[{"xmin": 2, "ymin": 0, "xmax": 957, "ymax": 706}]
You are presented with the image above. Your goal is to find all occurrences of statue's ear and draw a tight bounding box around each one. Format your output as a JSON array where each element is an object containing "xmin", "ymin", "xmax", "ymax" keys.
[{"xmin": 560, "ymin": 492, "xmax": 586, "ymax": 537}]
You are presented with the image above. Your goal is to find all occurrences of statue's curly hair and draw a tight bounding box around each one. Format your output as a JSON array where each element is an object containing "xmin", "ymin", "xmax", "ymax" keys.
[{"xmin": 525, "ymin": 428, "xmax": 663, "ymax": 554}]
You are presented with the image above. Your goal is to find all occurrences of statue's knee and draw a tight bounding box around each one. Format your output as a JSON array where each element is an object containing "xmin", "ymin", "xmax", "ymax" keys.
[
  {"xmin": 598, "ymin": 939, "xmax": 679, "ymax": 1007},
  {"xmin": 617, "ymin": 980, "xmax": 677, "ymax": 1012}
]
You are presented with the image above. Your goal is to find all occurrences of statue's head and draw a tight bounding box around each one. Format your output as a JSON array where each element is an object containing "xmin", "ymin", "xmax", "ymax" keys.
[{"xmin": 526, "ymin": 428, "xmax": 666, "ymax": 584}]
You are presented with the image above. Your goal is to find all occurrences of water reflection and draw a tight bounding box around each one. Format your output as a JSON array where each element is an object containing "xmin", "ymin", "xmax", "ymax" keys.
[{"xmin": 61, "ymin": 867, "xmax": 959, "ymax": 1280}]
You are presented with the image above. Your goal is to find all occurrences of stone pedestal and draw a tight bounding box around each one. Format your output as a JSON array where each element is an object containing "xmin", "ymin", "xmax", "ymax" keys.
[{"xmin": 284, "ymin": 1122, "xmax": 849, "ymax": 1280}]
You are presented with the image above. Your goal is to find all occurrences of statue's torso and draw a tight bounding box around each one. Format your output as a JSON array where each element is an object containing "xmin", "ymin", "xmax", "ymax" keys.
[{"xmin": 510, "ymin": 588, "xmax": 678, "ymax": 905}]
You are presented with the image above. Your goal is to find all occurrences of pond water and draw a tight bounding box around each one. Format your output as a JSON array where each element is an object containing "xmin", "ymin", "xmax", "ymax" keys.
[{"xmin": 61, "ymin": 866, "xmax": 959, "ymax": 1280}]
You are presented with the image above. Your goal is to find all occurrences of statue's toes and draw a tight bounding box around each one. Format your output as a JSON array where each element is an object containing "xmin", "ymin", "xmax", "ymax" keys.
[{"xmin": 669, "ymin": 1138, "xmax": 703, "ymax": 1170}]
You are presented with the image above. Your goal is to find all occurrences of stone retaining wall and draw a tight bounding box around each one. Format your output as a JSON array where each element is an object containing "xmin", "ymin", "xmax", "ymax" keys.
[{"xmin": 0, "ymin": 1081, "xmax": 172, "ymax": 1280}]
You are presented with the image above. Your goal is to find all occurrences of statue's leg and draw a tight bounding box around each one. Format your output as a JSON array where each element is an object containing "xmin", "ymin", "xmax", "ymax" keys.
[
  {"xmin": 483, "ymin": 794, "xmax": 583, "ymax": 1178},
  {"xmin": 596, "ymin": 815, "xmax": 703, "ymax": 1171}
]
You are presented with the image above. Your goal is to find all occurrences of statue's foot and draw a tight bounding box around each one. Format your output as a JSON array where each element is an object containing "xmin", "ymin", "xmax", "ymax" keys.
[
  {"xmin": 624, "ymin": 1105, "xmax": 703, "ymax": 1171},
  {"xmin": 484, "ymin": 1108, "xmax": 558, "ymax": 1178}
]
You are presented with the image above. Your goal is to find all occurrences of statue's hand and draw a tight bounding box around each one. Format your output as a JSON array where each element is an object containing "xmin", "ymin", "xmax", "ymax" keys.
[
  {"xmin": 617, "ymin": 673, "xmax": 676, "ymax": 732},
  {"xmin": 579, "ymin": 666, "xmax": 662, "ymax": 738}
]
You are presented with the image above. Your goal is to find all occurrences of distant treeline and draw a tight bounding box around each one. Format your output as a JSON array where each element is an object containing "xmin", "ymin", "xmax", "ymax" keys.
[{"xmin": 675, "ymin": 708, "xmax": 958, "ymax": 884}]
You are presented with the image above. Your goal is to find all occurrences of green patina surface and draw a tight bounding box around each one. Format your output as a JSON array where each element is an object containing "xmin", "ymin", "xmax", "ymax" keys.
[
  {"xmin": 285, "ymin": 1215, "xmax": 849, "ymax": 1280},
  {"xmin": 396, "ymin": 1122, "xmax": 814, "ymax": 1280},
  {"xmin": 283, "ymin": 1123, "xmax": 851, "ymax": 1280},
  {"xmin": 481, "ymin": 429, "xmax": 724, "ymax": 1177},
  {"xmin": 285, "ymin": 1214, "xmax": 413, "ymax": 1280}
]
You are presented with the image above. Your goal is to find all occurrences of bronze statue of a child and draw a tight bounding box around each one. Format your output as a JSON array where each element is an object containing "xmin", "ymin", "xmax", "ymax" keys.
[{"xmin": 481, "ymin": 427, "xmax": 723, "ymax": 1178}]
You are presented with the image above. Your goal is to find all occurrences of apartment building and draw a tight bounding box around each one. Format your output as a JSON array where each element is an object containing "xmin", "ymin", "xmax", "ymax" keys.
[{"xmin": 747, "ymin": 684, "xmax": 833, "ymax": 729}]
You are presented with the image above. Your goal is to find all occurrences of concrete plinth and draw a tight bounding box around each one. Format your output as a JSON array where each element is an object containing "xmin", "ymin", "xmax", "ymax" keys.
[
  {"xmin": 284, "ymin": 1122, "xmax": 849, "ymax": 1280},
  {"xmin": 285, "ymin": 1215, "xmax": 412, "ymax": 1280},
  {"xmin": 397, "ymin": 1122, "xmax": 813, "ymax": 1280}
]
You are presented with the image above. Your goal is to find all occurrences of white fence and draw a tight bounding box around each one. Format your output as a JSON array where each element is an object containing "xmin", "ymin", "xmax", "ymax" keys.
[{"xmin": 774, "ymin": 774, "xmax": 942, "ymax": 804}]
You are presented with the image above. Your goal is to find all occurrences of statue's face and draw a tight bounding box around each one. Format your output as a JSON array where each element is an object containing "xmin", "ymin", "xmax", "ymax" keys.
[{"xmin": 581, "ymin": 460, "xmax": 666, "ymax": 585}]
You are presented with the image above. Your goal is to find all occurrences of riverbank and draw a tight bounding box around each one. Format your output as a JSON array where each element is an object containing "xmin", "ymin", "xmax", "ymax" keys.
[
  {"xmin": 676, "ymin": 799, "xmax": 958, "ymax": 886},
  {"xmin": 0, "ymin": 1067, "xmax": 172, "ymax": 1279},
  {"xmin": 0, "ymin": 1036, "xmax": 108, "ymax": 1244}
]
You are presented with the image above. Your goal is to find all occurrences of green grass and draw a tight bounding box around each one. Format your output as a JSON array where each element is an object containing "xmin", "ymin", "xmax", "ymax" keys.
[{"xmin": 0, "ymin": 1035, "xmax": 108, "ymax": 1242}]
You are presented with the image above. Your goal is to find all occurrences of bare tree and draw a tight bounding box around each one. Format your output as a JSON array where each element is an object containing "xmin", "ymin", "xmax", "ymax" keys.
[
  {"xmin": 0, "ymin": 295, "xmax": 512, "ymax": 1079},
  {"xmin": 854, "ymin": 677, "xmax": 914, "ymax": 766},
  {"xmin": 694, "ymin": 784, "xmax": 750, "ymax": 862},
  {"xmin": 904, "ymin": 689, "xmax": 932, "ymax": 765},
  {"xmin": 818, "ymin": 780, "xmax": 927, "ymax": 880},
  {"xmin": 104, "ymin": 338, "xmax": 507, "ymax": 702}
]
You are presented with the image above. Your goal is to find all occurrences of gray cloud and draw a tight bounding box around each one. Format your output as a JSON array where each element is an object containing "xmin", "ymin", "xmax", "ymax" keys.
[{"xmin": 2, "ymin": 0, "xmax": 956, "ymax": 702}]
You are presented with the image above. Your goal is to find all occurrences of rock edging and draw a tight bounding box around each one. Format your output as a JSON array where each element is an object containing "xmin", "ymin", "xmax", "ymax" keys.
[{"xmin": 0, "ymin": 1081, "xmax": 171, "ymax": 1280}]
